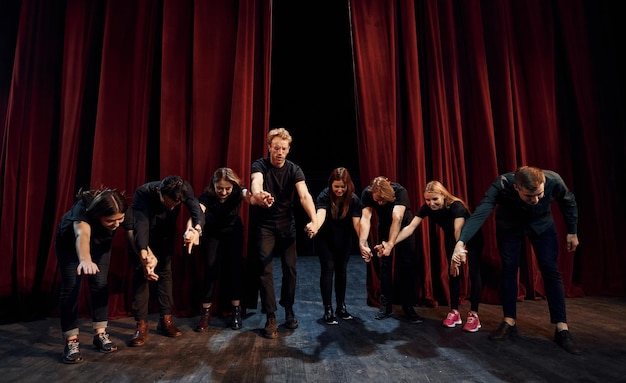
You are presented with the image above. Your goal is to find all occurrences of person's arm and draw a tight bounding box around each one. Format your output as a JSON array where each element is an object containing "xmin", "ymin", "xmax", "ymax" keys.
[
  {"xmin": 379, "ymin": 204, "xmax": 405, "ymax": 257},
  {"xmin": 296, "ymin": 180, "xmax": 319, "ymax": 236},
  {"xmin": 450, "ymin": 216, "xmax": 466, "ymax": 276},
  {"xmin": 359, "ymin": 206, "xmax": 373, "ymax": 261},
  {"xmin": 73, "ymin": 221, "xmax": 100, "ymax": 275},
  {"xmin": 396, "ymin": 216, "xmax": 421, "ymax": 244},
  {"xmin": 184, "ymin": 203, "xmax": 206, "ymax": 253},
  {"xmin": 250, "ymin": 171, "xmax": 274, "ymax": 207},
  {"xmin": 306, "ymin": 208, "xmax": 326, "ymax": 238}
]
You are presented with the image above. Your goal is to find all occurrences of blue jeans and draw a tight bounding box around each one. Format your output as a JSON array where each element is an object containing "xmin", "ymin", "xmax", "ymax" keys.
[{"xmin": 497, "ymin": 224, "xmax": 567, "ymax": 323}]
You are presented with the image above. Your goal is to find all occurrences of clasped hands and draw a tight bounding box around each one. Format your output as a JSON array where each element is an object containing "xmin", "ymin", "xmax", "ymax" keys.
[
  {"xmin": 360, "ymin": 241, "xmax": 393, "ymax": 263},
  {"xmin": 304, "ymin": 222, "xmax": 319, "ymax": 239},
  {"xmin": 141, "ymin": 247, "xmax": 159, "ymax": 281},
  {"xmin": 252, "ymin": 191, "xmax": 274, "ymax": 208},
  {"xmin": 450, "ymin": 242, "xmax": 468, "ymax": 277},
  {"xmin": 183, "ymin": 227, "xmax": 200, "ymax": 254}
]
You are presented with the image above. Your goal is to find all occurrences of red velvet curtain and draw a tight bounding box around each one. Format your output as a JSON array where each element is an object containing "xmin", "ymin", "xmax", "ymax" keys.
[
  {"xmin": 1, "ymin": 0, "xmax": 624, "ymax": 324},
  {"xmin": 350, "ymin": 0, "xmax": 625, "ymax": 309},
  {"xmin": 0, "ymin": 0, "xmax": 271, "ymax": 322}
]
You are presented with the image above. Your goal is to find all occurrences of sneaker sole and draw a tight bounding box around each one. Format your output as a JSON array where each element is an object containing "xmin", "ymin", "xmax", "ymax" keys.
[
  {"xmin": 442, "ymin": 321, "xmax": 462, "ymax": 328},
  {"xmin": 462, "ymin": 325, "xmax": 481, "ymax": 333}
]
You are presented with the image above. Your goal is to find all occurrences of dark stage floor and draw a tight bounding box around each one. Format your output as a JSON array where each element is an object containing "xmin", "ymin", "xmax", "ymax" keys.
[{"xmin": 1, "ymin": 255, "xmax": 625, "ymax": 382}]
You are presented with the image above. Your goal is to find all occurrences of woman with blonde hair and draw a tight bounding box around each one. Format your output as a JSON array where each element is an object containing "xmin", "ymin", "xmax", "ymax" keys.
[{"xmin": 395, "ymin": 180, "xmax": 484, "ymax": 332}]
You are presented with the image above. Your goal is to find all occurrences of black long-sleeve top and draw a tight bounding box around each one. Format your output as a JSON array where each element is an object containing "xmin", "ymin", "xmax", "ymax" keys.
[
  {"xmin": 458, "ymin": 170, "xmax": 578, "ymax": 244},
  {"xmin": 130, "ymin": 180, "xmax": 203, "ymax": 251}
]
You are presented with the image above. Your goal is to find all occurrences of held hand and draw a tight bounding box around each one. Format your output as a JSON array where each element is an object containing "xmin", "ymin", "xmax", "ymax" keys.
[
  {"xmin": 379, "ymin": 241, "xmax": 393, "ymax": 257},
  {"xmin": 254, "ymin": 191, "xmax": 275, "ymax": 208},
  {"xmin": 360, "ymin": 243, "xmax": 373, "ymax": 263},
  {"xmin": 76, "ymin": 260, "xmax": 100, "ymax": 275},
  {"xmin": 566, "ymin": 233, "xmax": 579, "ymax": 252},
  {"xmin": 451, "ymin": 242, "xmax": 467, "ymax": 264},
  {"xmin": 183, "ymin": 227, "xmax": 200, "ymax": 254},
  {"xmin": 305, "ymin": 222, "xmax": 318, "ymax": 238},
  {"xmin": 142, "ymin": 247, "xmax": 159, "ymax": 281}
]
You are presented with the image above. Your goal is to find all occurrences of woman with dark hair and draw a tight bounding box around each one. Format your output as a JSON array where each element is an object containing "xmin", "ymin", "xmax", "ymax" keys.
[
  {"xmin": 192, "ymin": 167, "xmax": 255, "ymax": 331},
  {"xmin": 394, "ymin": 180, "xmax": 484, "ymax": 332},
  {"xmin": 308, "ymin": 167, "xmax": 362, "ymax": 324},
  {"xmin": 55, "ymin": 188, "xmax": 128, "ymax": 364}
]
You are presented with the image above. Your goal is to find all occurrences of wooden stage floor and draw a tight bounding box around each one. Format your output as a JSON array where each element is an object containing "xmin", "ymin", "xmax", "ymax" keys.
[{"xmin": 1, "ymin": 255, "xmax": 625, "ymax": 382}]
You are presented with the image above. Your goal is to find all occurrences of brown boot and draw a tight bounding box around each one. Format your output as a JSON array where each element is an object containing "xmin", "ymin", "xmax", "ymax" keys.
[
  {"xmin": 157, "ymin": 314, "xmax": 182, "ymax": 337},
  {"xmin": 195, "ymin": 306, "xmax": 211, "ymax": 332},
  {"xmin": 129, "ymin": 320, "xmax": 149, "ymax": 347}
]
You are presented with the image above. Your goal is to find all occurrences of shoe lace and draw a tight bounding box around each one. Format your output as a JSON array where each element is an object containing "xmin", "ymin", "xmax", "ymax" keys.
[
  {"xmin": 98, "ymin": 332, "xmax": 112, "ymax": 346},
  {"xmin": 66, "ymin": 339, "xmax": 80, "ymax": 354},
  {"xmin": 447, "ymin": 311, "xmax": 458, "ymax": 320}
]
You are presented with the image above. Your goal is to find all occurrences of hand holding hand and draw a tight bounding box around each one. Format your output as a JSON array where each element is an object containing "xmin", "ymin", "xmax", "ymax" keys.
[
  {"xmin": 450, "ymin": 260, "xmax": 460, "ymax": 277},
  {"xmin": 142, "ymin": 247, "xmax": 159, "ymax": 281},
  {"xmin": 451, "ymin": 241, "xmax": 467, "ymax": 264},
  {"xmin": 183, "ymin": 227, "xmax": 200, "ymax": 254},
  {"xmin": 360, "ymin": 242, "xmax": 373, "ymax": 263},
  {"xmin": 305, "ymin": 222, "xmax": 318, "ymax": 238}
]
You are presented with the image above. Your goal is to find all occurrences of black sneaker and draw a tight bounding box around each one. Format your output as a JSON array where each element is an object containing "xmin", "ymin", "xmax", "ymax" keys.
[
  {"xmin": 554, "ymin": 329, "xmax": 582, "ymax": 355},
  {"xmin": 324, "ymin": 306, "xmax": 338, "ymax": 325},
  {"xmin": 403, "ymin": 306, "xmax": 424, "ymax": 324},
  {"xmin": 62, "ymin": 339, "xmax": 83, "ymax": 364},
  {"xmin": 93, "ymin": 332, "xmax": 118, "ymax": 353},
  {"xmin": 489, "ymin": 321, "xmax": 518, "ymax": 341},
  {"xmin": 375, "ymin": 305, "xmax": 392, "ymax": 320},
  {"xmin": 336, "ymin": 303, "xmax": 353, "ymax": 320},
  {"xmin": 285, "ymin": 308, "xmax": 299, "ymax": 329}
]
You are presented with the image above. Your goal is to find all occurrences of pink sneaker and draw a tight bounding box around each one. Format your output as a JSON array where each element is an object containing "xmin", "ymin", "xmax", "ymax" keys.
[
  {"xmin": 442, "ymin": 310, "xmax": 462, "ymax": 327},
  {"xmin": 462, "ymin": 312, "xmax": 481, "ymax": 332}
]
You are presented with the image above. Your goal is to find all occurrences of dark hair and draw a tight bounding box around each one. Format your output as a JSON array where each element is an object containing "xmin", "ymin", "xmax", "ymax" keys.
[
  {"xmin": 327, "ymin": 167, "xmax": 355, "ymax": 219},
  {"xmin": 205, "ymin": 167, "xmax": 242, "ymax": 197},
  {"xmin": 77, "ymin": 188, "xmax": 128, "ymax": 220},
  {"xmin": 159, "ymin": 175, "xmax": 186, "ymax": 202}
]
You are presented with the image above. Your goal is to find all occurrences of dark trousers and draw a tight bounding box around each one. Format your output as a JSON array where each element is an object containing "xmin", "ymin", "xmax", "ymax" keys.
[
  {"xmin": 57, "ymin": 249, "xmax": 111, "ymax": 335},
  {"xmin": 131, "ymin": 240, "xmax": 175, "ymax": 321},
  {"xmin": 253, "ymin": 225, "xmax": 297, "ymax": 315},
  {"xmin": 497, "ymin": 224, "xmax": 567, "ymax": 323},
  {"xmin": 316, "ymin": 235, "xmax": 352, "ymax": 307},
  {"xmin": 200, "ymin": 226, "xmax": 244, "ymax": 304},
  {"xmin": 379, "ymin": 233, "xmax": 418, "ymax": 308}
]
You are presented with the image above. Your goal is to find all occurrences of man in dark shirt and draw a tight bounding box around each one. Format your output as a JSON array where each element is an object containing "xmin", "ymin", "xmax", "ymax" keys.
[
  {"xmin": 452, "ymin": 166, "xmax": 581, "ymax": 354},
  {"xmin": 359, "ymin": 176, "xmax": 423, "ymax": 324},
  {"xmin": 248, "ymin": 127, "xmax": 319, "ymax": 339},
  {"xmin": 126, "ymin": 175, "xmax": 204, "ymax": 347}
]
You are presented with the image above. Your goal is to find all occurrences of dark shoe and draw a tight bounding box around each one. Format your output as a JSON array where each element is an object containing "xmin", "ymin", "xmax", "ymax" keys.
[
  {"xmin": 375, "ymin": 304, "xmax": 392, "ymax": 320},
  {"xmin": 489, "ymin": 321, "xmax": 518, "ymax": 341},
  {"xmin": 93, "ymin": 332, "xmax": 117, "ymax": 353},
  {"xmin": 554, "ymin": 329, "xmax": 582, "ymax": 355},
  {"xmin": 62, "ymin": 339, "xmax": 83, "ymax": 364},
  {"xmin": 336, "ymin": 303, "xmax": 353, "ymax": 320},
  {"xmin": 157, "ymin": 314, "xmax": 182, "ymax": 337},
  {"xmin": 262, "ymin": 317, "xmax": 278, "ymax": 339},
  {"xmin": 403, "ymin": 306, "xmax": 424, "ymax": 324},
  {"xmin": 324, "ymin": 305, "xmax": 338, "ymax": 325},
  {"xmin": 195, "ymin": 306, "xmax": 211, "ymax": 332},
  {"xmin": 129, "ymin": 320, "xmax": 149, "ymax": 347},
  {"xmin": 285, "ymin": 307, "xmax": 299, "ymax": 329},
  {"xmin": 231, "ymin": 305, "xmax": 242, "ymax": 330}
]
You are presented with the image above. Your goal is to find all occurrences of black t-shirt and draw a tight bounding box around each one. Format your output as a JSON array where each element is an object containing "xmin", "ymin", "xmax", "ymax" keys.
[
  {"xmin": 198, "ymin": 186, "xmax": 244, "ymax": 236},
  {"xmin": 55, "ymin": 199, "xmax": 120, "ymax": 259},
  {"xmin": 315, "ymin": 187, "xmax": 362, "ymax": 242},
  {"xmin": 361, "ymin": 182, "xmax": 413, "ymax": 239},
  {"xmin": 250, "ymin": 158, "xmax": 306, "ymax": 231}
]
